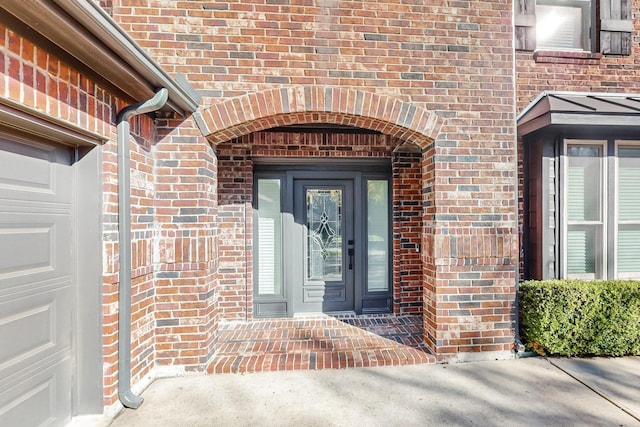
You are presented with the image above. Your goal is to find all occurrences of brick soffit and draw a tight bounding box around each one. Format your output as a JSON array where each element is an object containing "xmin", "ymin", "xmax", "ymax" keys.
[{"xmin": 193, "ymin": 87, "xmax": 443, "ymax": 150}]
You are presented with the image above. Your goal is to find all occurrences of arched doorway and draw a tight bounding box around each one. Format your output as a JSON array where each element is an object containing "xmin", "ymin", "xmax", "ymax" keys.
[{"xmin": 195, "ymin": 86, "xmax": 442, "ymax": 321}]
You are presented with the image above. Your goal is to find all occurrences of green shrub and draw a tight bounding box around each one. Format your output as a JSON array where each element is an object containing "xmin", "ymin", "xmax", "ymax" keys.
[{"xmin": 519, "ymin": 280, "xmax": 640, "ymax": 356}]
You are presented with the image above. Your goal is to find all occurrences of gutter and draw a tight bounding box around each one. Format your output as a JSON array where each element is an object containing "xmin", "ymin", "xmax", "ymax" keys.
[{"xmin": 116, "ymin": 88, "xmax": 169, "ymax": 409}]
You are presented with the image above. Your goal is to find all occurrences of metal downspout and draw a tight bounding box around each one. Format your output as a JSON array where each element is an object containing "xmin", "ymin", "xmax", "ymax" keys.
[
  {"xmin": 116, "ymin": 88, "xmax": 168, "ymax": 409},
  {"xmin": 511, "ymin": 16, "xmax": 526, "ymax": 356}
]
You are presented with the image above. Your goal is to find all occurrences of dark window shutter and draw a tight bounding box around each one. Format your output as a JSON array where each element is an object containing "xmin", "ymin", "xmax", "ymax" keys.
[
  {"xmin": 515, "ymin": 0, "xmax": 536, "ymax": 50},
  {"xmin": 600, "ymin": 0, "xmax": 632, "ymax": 55}
]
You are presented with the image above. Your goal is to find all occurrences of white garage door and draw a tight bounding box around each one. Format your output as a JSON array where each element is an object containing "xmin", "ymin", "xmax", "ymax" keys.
[{"xmin": 0, "ymin": 136, "xmax": 75, "ymax": 427}]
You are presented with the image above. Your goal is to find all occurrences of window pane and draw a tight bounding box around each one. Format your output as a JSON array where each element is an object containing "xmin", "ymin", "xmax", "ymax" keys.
[
  {"xmin": 367, "ymin": 180, "xmax": 389, "ymax": 292},
  {"xmin": 567, "ymin": 225, "xmax": 600, "ymax": 278},
  {"xmin": 307, "ymin": 189, "xmax": 343, "ymax": 281},
  {"xmin": 618, "ymin": 225, "xmax": 640, "ymax": 274},
  {"xmin": 618, "ymin": 147, "xmax": 640, "ymax": 222},
  {"xmin": 567, "ymin": 145, "xmax": 601, "ymax": 222},
  {"xmin": 536, "ymin": 2, "xmax": 589, "ymax": 51},
  {"xmin": 618, "ymin": 147, "xmax": 640, "ymax": 276},
  {"xmin": 566, "ymin": 144, "xmax": 603, "ymax": 279},
  {"xmin": 257, "ymin": 179, "xmax": 282, "ymax": 295}
]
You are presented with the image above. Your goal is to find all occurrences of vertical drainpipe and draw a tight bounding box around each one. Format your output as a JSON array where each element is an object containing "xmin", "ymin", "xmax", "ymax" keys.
[
  {"xmin": 117, "ymin": 88, "xmax": 168, "ymax": 408},
  {"xmin": 510, "ymin": 14, "xmax": 526, "ymax": 355}
]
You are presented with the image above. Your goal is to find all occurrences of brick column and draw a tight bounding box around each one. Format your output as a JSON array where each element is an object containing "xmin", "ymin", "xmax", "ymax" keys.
[
  {"xmin": 422, "ymin": 135, "xmax": 518, "ymax": 361},
  {"xmin": 153, "ymin": 121, "xmax": 219, "ymax": 370}
]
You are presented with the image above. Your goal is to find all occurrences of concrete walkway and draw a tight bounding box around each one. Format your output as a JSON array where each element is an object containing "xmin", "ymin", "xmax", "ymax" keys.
[{"xmin": 107, "ymin": 356, "xmax": 640, "ymax": 427}]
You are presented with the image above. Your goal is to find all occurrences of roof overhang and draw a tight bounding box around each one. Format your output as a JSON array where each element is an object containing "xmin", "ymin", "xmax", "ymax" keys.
[
  {"xmin": 517, "ymin": 91, "xmax": 640, "ymax": 137},
  {"xmin": 0, "ymin": 0, "xmax": 200, "ymax": 116}
]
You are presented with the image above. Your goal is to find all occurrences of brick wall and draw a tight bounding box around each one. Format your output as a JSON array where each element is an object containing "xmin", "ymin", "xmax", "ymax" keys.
[
  {"xmin": 392, "ymin": 150, "xmax": 423, "ymax": 315},
  {"xmin": 516, "ymin": 49, "xmax": 640, "ymax": 111},
  {"xmin": 112, "ymin": 0, "xmax": 517, "ymax": 359},
  {"xmin": 215, "ymin": 137, "xmax": 253, "ymax": 320},
  {"xmin": 0, "ymin": 24, "xmax": 112, "ymax": 135}
]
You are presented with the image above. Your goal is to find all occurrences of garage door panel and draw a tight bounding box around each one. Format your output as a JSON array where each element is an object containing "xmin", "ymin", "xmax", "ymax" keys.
[
  {"xmin": 0, "ymin": 224, "xmax": 56, "ymax": 279},
  {"xmin": 0, "ymin": 213, "xmax": 72, "ymax": 284},
  {"xmin": 0, "ymin": 137, "xmax": 72, "ymax": 203},
  {"xmin": 0, "ymin": 356, "xmax": 72, "ymax": 427},
  {"xmin": 0, "ymin": 283, "xmax": 71, "ymax": 373}
]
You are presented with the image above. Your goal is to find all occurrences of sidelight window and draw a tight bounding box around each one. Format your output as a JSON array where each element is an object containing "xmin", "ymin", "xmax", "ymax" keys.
[
  {"xmin": 366, "ymin": 180, "xmax": 390, "ymax": 292},
  {"xmin": 256, "ymin": 178, "xmax": 283, "ymax": 296}
]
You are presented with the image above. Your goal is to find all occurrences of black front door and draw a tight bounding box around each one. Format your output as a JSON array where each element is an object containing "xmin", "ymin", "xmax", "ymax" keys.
[{"xmin": 292, "ymin": 179, "xmax": 355, "ymax": 313}]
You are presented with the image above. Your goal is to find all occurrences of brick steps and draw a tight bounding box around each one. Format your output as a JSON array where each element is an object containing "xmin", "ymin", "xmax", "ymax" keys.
[{"xmin": 207, "ymin": 315, "xmax": 436, "ymax": 373}]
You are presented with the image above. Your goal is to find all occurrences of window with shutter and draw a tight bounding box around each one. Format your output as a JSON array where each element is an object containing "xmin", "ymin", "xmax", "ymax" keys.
[
  {"xmin": 537, "ymin": 0, "xmax": 591, "ymax": 51},
  {"xmin": 515, "ymin": 0, "xmax": 632, "ymax": 55}
]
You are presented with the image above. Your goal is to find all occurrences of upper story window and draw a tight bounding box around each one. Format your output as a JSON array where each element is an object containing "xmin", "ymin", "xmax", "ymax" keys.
[
  {"xmin": 515, "ymin": 0, "xmax": 632, "ymax": 55},
  {"xmin": 536, "ymin": 0, "xmax": 592, "ymax": 51}
]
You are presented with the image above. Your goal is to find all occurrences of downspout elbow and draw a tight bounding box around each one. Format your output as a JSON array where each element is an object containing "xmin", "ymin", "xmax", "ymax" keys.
[{"xmin": 116, "ymin": 88, "xmax": 168, "ymax": 409}]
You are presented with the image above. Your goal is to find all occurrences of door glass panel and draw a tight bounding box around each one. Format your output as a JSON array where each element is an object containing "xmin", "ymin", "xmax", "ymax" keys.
[
  {"xmin": 367, "ymin": 180, "xmax": 389, "ymax": 292},
  {"xmin": 306, "ymin": 189, "xmax": 342, "ymax": 281},
  {"xmin": 256, "ymin": 179, "xmax": 282, "ymax": 295}
]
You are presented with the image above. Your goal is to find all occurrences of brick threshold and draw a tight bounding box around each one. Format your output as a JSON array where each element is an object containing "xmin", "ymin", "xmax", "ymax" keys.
[{"xmin": 207, "ymin": 314, "xmax": 436, "ymax": 374}]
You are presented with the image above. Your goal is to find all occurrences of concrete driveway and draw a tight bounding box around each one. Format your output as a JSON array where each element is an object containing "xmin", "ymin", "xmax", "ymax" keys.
[{"xmin": 105, "ymin": 356, "xmax": 640, "ymax": 427}]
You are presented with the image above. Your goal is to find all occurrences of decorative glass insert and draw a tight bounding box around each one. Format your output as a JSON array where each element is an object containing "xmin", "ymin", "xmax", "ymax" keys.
[
  {"xmin": 306, "ymin": 189, "xmax": 343, "ymax": 281},
  {"xmin": 367, "ymin": 180, "xmax": 389, "ymax": 292},
  {"xmin": 257, "ymin": 179, "xmax": 282, "ymax": 295}
]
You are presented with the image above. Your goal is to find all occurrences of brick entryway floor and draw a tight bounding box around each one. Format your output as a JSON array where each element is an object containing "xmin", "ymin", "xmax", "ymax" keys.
[{"xmin": 207, "ymin": 315, "xmax": 436, "ymax": 373}]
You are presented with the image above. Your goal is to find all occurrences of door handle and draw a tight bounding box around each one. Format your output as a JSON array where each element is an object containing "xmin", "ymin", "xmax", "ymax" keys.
[{"xmin": 348, "ymin": 248, "xmax": 354, "ymax": 270}]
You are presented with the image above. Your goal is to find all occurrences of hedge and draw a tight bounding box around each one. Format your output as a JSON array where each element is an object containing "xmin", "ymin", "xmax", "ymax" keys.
[{"xmin": 519, "ymin": 280, "xmax": 640, "ymax": 356}]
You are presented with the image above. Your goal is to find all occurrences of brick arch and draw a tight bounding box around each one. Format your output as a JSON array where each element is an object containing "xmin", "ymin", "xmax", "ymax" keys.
[{"xmin": 193, "ymin": 86, "xmax": 443, "ymax": 150}]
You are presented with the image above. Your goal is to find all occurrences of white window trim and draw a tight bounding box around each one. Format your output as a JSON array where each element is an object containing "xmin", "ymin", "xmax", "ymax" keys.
[
  {"xmin": 562, "ymin": 139, "xmax": 607, "ymax": 280},
  {"xmin": 614, "ymin": 140, "xmax": 640, "ymax": 279}
]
